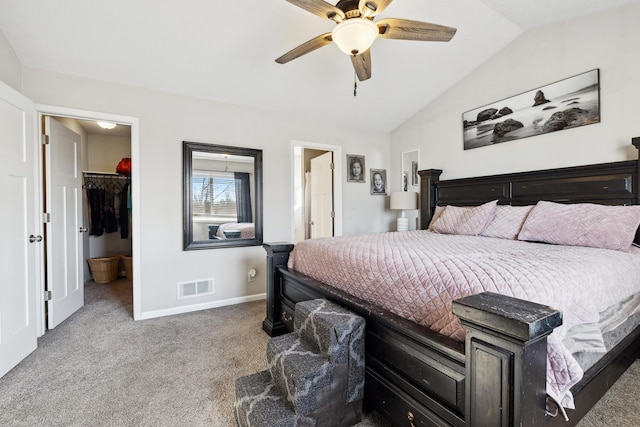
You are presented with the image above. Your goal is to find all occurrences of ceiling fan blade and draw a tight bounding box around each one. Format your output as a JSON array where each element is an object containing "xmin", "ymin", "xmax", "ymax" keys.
[
  {"xmin": 351, "ymin": 49, "xmax": 372, "ymax": 81},
  {"xmin": 377, "ymin": 18, "xmax": 457, "ymax": 42},
  {"xmin": 275, "ymin": 33, "xmax": 333, "ymax": 64},
  {"xmin": 286, "ymin": 0, "xmax": 345, "ymax": 22},
  {"xmin": 359, "ymin": 0, "xmax": 393, "ymax": 18}
]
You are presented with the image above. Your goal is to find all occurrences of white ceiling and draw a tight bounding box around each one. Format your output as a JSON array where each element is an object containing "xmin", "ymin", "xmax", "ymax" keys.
[
  {"xmin": 0, "ymin": 0, "xmax": 636, "ymax": 132},
  {"xmin": 73, "ymin": 118, "xmax": 132, "ymax": 137}
]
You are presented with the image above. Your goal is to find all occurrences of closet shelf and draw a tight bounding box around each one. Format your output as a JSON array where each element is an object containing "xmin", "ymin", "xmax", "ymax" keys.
[{"xmin": 83, "ymin": 171, "xmax": 129, "ymax": 179}]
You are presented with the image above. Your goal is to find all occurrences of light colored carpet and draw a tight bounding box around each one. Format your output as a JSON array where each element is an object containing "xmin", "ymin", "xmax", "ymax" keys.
[
  {"xmin": 576, "ymin": 356, "xmax": 640, "ymax": 427},
  {"xmin": 0, "ymin": 279, "xmax": 636, "ymax": 426}
]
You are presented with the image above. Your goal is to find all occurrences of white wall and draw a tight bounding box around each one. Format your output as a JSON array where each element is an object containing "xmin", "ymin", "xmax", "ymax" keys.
[
  {"xmin": 87, "ymin": 133, "xmax": 131, "ymax": 172},
  {"xmin": 391, "ymin": 3, "xmax": 640, "ymax": 183},
  {"xmin": 19, "ymin": 68, "xmax": 391, "ymax": 316},
  {"xmin": 0, "ymin": 28, "xmax": 21, "ymax": 92}
]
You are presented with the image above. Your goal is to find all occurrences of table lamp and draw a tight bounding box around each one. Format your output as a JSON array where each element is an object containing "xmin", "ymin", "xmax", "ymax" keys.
[{"xmin": 390, "ymin": 191, "xmax": 418, "ymax": 232}]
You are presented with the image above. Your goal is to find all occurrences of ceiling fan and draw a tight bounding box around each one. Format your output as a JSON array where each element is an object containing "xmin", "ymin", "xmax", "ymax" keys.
[{"xmin": 276, "ymin": 0, "xmax": 457, "ymax": 82}]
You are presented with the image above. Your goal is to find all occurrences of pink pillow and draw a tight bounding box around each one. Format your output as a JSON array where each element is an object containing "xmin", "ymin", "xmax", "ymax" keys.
[
  {"xmin": 431, "ymin": 200, "xmax": 498, "ymax": 236},
  {"xmin": 428, "ymin": 205, "xmax": 445, "ymax": 230},
  {"xmin": 517, "ymin": 201, "xmax": 640, "ymax": 251},
  {"xmin": 481, "ymin": 205, "xmax": 534, "ymax": 240}
]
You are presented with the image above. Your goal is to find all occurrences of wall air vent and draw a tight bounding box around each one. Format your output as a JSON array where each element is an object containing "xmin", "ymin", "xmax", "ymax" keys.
[{"xmin": 177, "ymin": 278, "xmax": 215, "ymax": 299}]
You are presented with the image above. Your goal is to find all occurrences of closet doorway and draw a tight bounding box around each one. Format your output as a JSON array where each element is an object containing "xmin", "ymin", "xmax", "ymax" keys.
[
  {"xmin": 291, "ymin": 141, "xmax": 343, "ymax": 244},
  {"xmin": 40, "ymin": 109, "xmax": 138, "ymax": 331}
]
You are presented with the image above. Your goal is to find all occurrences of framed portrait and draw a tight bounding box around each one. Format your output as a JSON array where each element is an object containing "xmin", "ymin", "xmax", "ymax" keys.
[
  {"xmin": 370, "ymin": 169, "xmax": 387, "ymax": 195},
  {"xmin": 346, "ymin": 154, "xmax": 365, "ymax": 182},
  {"xmin": 412, "ymin": 161, "xmax": 419, "ymax": 186}
]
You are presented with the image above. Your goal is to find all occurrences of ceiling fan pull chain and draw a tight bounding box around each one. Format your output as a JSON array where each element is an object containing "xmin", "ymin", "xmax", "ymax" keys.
[{"xmin": 353, "ymin": 71, "xmax": 358, "ymax": 97}]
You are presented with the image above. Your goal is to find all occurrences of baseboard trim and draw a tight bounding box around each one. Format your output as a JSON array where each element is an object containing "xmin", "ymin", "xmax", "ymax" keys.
[{"xmin": 135, "ymin": 293, "xmax": 266, "ymax": 321}]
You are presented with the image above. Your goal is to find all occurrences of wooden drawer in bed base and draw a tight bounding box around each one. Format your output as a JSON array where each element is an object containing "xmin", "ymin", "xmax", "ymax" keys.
[
  {"xmin": 279, "ymin": 300, "xmax": 295, "ymax": 331},
  {"xmin": 366, "ymin": 327, "xmax": 465, "ymax": 418},
  {"xmin": 365, "ymin": 366, "xmax": 463, "ymax": 427}
]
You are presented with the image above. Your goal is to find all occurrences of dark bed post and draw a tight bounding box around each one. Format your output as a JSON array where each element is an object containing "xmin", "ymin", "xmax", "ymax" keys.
[
  {"xmin": 632, "ymin": 137, "xmax": 640, "ymax": 204},
  {"xmin": 418, "ymin": 169, "xmax": 442, "ymax": 230},
  {"xmin": 453, "ymin": 292, "xmax": 562, "ymax": 427},
  {"xmin": 262, "ymin": 242, "xmax": 294, "ymax": 337}
]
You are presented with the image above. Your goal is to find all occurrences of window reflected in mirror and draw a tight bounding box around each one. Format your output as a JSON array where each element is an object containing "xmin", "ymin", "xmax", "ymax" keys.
[{"xmin": 183, "ymin": 142, "xmax": 262, "ymax": 250}]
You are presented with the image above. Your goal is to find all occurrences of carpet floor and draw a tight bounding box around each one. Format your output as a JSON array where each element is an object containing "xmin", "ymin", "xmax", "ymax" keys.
[{"xmin": 0, "ymin": 279, "xmax": 637, "ymax": 426}]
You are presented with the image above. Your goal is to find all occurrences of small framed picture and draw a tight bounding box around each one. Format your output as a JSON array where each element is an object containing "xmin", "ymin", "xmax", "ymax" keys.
[
  {"xmin": 403, "ymin": 172, "xmax": 408, "ymax": 191},
  {"xmin": 412, "ymin": 161, "xmax": 419, "ymax": 186},
  {"xmin": 370, "ymin": 169, "xmax": 387, "ymax": 195},
  {"xmin": 347, "ymin": 154, "xmax": 365, "ymax": 182}
]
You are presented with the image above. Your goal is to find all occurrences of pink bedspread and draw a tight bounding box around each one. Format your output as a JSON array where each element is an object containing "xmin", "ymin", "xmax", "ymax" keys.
[{"xmin": 287, "ymin": 231, "xmax": 640, "ymax": 412}]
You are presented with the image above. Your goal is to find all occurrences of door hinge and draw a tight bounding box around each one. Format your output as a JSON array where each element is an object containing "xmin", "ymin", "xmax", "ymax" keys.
[
  {"xmin": 43, "ymin": 212, "xmax": 51, "ymax": 223},
  {"xmin": 41, "ymin": 134, "xmax": 50, "ymax": 145},
  {"xmin": 44, "ymin": 290, "xmax": 52, "ymax": 301},
  {"xmin": 331, "ymin": 211, "xmax": 335, "ymax": 219},
  {"xmin": 330, "ymin": 162, "xmax": 335, "ymax": 170}
]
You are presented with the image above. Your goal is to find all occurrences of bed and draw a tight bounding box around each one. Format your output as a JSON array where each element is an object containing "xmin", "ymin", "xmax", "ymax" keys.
[
  {"xmin": 216, "ymin": 222, "xmax": 255, "ymax": 239},
  {"xmin": 262, "ymin": 142, "xmax": 640, "ymax": 427}
]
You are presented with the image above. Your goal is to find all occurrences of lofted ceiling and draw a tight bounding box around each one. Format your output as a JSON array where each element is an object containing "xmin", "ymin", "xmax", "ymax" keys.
[{"xmin": 0, "ymin": 0, "xmax": 636, "ymax": 132}]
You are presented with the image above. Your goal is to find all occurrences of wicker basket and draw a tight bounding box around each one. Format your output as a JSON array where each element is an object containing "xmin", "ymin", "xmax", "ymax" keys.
[{"xmin": 88, "ymin": 256, "xmax": 121, "ymax": 283}]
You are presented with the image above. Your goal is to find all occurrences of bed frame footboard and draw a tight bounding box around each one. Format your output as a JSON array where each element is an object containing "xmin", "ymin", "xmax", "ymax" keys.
[
  {"xmin": 263, "ymin": 243, "xmax": 563, "ymax": 426},
  {"xmin": 453, "ymin": 293, "xmax": 562, "ymax": 426}
]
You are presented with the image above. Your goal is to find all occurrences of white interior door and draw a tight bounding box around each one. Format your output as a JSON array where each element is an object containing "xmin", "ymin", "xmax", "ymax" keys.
[
  {"xmin": 0, "ymin": 82, "xmax": 39, "ymax": 377},
  {"xmin": 44, "ymin": 117, "xmax": 84, "ymax": 329},
  {"xmin": 310, "ymin": 152, "xmax": 334, "ymax": 239}
]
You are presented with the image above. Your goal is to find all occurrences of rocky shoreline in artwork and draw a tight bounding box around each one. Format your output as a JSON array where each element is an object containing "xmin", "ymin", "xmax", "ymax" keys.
[{"xmin": 463, "ymin": 88, "xmax": 596, "ymax": 141}]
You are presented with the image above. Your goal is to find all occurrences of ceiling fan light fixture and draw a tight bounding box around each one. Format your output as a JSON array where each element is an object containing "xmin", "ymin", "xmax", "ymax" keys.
[
  {"xmin": 97, "ymin": 121, "xmax": 117, "ymax": 130},
  {"xmin": 331, "ymin": 18, "xmax": 378, "ymax": 55}
]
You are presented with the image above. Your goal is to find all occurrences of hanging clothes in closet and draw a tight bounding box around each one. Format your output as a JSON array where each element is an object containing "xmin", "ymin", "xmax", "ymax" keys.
[
  {"xmin": 84, "ymin": 173, "xmax": 130, "ymax": 238},
  {"xmin": 119, "ymin": 183, "xmax": 130, "ymax": 239}
]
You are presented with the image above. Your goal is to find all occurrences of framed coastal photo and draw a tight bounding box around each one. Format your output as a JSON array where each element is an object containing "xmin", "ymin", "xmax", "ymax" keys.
[
  {"xmin": 412, "ymin": 161, "xmax": 419, "ymax": 186},
  {"xmin": 347, "ymin": 154, "xmax": 365, "ymax": 182},
  {"xmin": 462, "ymin": 69, "xmax": 600, "ymax": 150},
  {"xmin": 370, "ymin": 169, "xmax": 387, "ymax": 195}
]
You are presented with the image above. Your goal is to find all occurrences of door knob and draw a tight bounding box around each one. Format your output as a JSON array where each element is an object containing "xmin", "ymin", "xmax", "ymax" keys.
[
  {"xmin": 29, "ymin": 234, "xmax": 43, "ymax": 243},
  {"xmin": 79, "ymin": 227, "xmax": 88, "ymax": 232}
]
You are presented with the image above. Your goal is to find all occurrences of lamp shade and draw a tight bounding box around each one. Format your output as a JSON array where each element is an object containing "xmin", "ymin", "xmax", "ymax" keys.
[
  {"xmin": 390, "ymin": 191, "xmax": 418, "ymax": 210},
  {"xmin": 331, "ymin": 18, "xmax": 378, "ymax": 55}
]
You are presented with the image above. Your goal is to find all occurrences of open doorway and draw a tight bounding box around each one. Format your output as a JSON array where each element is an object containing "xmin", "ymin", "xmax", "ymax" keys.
[
  {"xmin": 291, "ymin": 141, "xmax": 343, "ymax": 243},
  {"xmin": 42, "ymin": 114, "xmax": 132, "ymax": 327},
  {"xmin": 38, "ymin": 107, "xmax": 139, "ymax": 334}
]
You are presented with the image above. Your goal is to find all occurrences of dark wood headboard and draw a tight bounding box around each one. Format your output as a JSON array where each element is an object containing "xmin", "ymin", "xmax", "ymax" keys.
[{"xmin": 418, "ymin": 142, "xmax": 640, "ymax": 230}]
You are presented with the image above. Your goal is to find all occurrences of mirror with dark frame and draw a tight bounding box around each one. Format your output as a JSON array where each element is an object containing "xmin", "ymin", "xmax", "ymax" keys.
[{"xmin": 183, "ymin": 141, "xmax": 263, "ymax": 250}]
